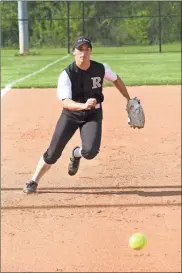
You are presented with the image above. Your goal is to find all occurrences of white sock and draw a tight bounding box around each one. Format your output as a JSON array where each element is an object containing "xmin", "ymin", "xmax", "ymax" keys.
[
  {"xmin": 31, "ymin": 156, "xmax": 51, "ymax": 183},
  {"xmin": 73, "ymin": 147, "xmax": 82, "ymax": 158}
]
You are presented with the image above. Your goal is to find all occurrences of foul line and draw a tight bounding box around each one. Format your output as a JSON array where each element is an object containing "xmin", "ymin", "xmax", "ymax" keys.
[{"xmin": 1, "ymin": 54, "xmax": 70, "ymax": 98}]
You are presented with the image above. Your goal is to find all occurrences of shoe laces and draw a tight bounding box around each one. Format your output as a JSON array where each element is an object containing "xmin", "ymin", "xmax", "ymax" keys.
[
  {"xmin": 27, "ymin": 181, "xmax": 36, "ymax": 188},
  {"xmin": 71, "ymin": 157, "xmax": 80, "ymax": 167}
]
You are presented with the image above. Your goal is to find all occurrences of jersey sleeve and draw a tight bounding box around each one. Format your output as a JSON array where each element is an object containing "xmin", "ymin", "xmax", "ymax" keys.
[
  {"xmin": 103, "ymin": 63, "xmax": 117, "ymax": 82},
  {"xmin": 57, "ymin": 70, "xmax": 72, "ymax": 100}
]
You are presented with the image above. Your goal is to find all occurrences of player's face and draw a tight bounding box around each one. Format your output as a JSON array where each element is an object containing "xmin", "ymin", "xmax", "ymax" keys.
[{"xmin": 73, "ymin": 44, "xmax": 91, "ymax": 62}]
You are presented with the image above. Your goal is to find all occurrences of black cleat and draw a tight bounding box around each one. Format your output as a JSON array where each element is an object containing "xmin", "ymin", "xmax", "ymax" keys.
[
  {"xmin": 23, "ymin": 180, "xmax": 38, "ymax": 194},
  {"xmin": 68, "ymin": 147, "xmax": 81, "ymax": 176}
]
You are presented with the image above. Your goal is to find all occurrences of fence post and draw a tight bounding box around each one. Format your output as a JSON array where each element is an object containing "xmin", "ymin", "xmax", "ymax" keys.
[
  {"xmin": 67, "ymin": 1, "xmax": 70, "ymax": 54},
  {"xmin": 18, "ymin": 0, "xmax": 29, "ymax": 54},
  {"xmin": 158, "ymin": 1, "xmax": 162, "ymax": 53},
  {"xmin": 82, "ymin": 1, "xmax": 85, "ymax": 36}
]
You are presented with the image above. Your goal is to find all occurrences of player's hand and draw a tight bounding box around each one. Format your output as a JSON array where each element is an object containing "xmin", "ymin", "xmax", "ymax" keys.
[{"xmin": 84, "ymin": 98, "xmax": 97, "ymax": 110}]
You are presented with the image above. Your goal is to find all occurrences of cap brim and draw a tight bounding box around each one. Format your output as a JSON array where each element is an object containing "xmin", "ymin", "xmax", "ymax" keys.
[{"xmin": 73, "ymin": 41, "xmax": 92, "ymax": 50}]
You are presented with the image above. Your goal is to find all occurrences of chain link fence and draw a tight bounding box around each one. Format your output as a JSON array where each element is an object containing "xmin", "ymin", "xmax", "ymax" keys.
[{"xmin": 1, "ymin": 1, "xmax": 181, "ymax": 53}]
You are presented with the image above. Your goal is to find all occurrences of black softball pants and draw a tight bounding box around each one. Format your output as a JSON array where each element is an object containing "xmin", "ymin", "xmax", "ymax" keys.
[{"xmin": 43, "ymin": 109, "xmax": 102, "ymax": 164}]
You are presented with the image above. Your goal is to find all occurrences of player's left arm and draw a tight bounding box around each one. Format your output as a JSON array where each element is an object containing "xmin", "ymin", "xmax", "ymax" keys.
[
  {"xmin": 103, "ymin": 63, "xmax": 130, "ymax": 101},
  {"xmin": 113, "ymin": 76, "xmax": 130, "ymax": 102},
  {"xmin": 103, "ymin": 63, "xmax": 145, "ymax": 129}
]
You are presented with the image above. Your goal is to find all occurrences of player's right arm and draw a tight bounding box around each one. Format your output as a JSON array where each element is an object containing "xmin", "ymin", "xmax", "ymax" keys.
[
  {"xmin": 62, "ymin": 98, "xmax": 97, "ymax": 111},
  {"xmin": 57, "ymin": 70, "xmax": 96, "ymax": 111}
]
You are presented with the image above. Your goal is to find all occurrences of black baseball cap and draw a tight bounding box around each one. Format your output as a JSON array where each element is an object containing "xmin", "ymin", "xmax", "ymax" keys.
[{"xmin": 72, "ymin": 36, "xmax": 92, "ymax": 51}]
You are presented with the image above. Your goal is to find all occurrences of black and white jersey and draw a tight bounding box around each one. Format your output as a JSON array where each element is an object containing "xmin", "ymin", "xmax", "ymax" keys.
[{"xmin": 57, "ymin": 60, "xmax": 117, "ymax": 103}]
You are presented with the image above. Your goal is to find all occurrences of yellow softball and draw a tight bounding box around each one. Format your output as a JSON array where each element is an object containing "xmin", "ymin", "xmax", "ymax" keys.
[{"xmin": 129, "ymin": 233, "xmax": 147, "ymax": 250}]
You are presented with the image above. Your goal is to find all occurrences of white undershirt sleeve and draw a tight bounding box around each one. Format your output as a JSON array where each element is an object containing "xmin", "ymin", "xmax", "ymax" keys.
[
  {"xmin": 57, "ymin": 70, "xmax": 72, "ymax": 100},
  {"xmin": 103, "ymin": 63, "xmax": 117, "ymax": 82}
]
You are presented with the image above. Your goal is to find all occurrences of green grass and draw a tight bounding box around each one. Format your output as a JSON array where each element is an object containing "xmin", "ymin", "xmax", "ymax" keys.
[
  {"xmin": 93, "ymin": 42, "xmax": 181, "ymax": 54},
  {"xmin": 1, "ymin": 43, "xmax": 181, "ymax": 88}
]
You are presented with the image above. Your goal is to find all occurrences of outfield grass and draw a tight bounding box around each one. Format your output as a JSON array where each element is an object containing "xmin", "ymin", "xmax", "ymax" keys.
[{"xmin": 1, "ymin": 43, "xmax": 181, "ymax": 88}]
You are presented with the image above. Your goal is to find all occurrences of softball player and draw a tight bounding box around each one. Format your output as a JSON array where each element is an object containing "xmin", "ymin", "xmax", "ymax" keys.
[{"xmin": 23, "ymin": 36, "xmax": 131, "ymax": 193}]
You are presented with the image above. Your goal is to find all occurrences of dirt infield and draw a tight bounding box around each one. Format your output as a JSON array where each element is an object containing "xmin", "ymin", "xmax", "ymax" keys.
[{"xmin": 1, "ymin": 86, "xmax": 181, "ymax": 272}]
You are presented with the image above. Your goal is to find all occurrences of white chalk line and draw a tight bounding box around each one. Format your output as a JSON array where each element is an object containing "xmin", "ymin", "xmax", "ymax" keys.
[{"xmin": 1, "ymin": 54, "xmax": 70, "ymax": 98}]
